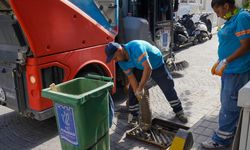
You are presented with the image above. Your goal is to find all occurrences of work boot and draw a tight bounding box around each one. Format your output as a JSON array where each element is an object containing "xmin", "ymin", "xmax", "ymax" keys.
[
  {"xmin": 128, "ymin": 113, "xmax": 139, "ymax": 128},
  {"xmin": 176, "ymin": 111, "xmax": 188, "ymax": 123}
]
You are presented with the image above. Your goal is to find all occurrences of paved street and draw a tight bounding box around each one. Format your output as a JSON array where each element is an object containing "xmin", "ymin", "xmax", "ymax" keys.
[
  {"xmin": 109, "ymin": 34, "xmax": 227, "ymax": 150},
  {"xmin": 0, "ymin": 34, "xmax": 231, "ymax": 150}
]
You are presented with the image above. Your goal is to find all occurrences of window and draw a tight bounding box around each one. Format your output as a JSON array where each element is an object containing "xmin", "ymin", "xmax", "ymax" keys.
[
  {"xmin": 180, "ymin": 0, "xmax": 203, "ymax": 4},
  {"xmin": 0, "ymin": 0, "xmax": 10, "ymax": 11},
  {"xmin": 94, "ymin": 0, "xmax": 117, "ymax": 26},
  {"xmin": 180, "ymin": 0, "xmax": 188, "ymax": 3},
  {"xmin": 189, "ymin": 0, "xmax": 196, "ymax": 3},
  {"xmin": 69, "ymin": 0, "xmax": 118, "ymax": 33}
]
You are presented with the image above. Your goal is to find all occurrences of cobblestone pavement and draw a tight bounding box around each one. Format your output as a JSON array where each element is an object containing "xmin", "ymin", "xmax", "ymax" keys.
[
  {"xmin": 0, "ymin": 35, "xmax": 232, "ymax": 150},
  {"xmin": 110, "ymin": 35, "xmax": 230, "ymax": 150}
]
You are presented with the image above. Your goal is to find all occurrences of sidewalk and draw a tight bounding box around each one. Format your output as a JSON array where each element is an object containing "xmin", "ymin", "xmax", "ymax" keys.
[
  {"xmin": 109, "ymin": 34, "xmax": 229, "ymax": 150},
  {"xmin": 189, "ymin": 27, "xmax": 233, "ymax": 150},
  {"xmin": 190, "ymin": 108, "xmax": 232, "ymax": 150},
  {"xmin": 0, "ymin": 33, "xmax": 230, "ymax": 150},
  {"xmin": 211, "ymin": 26, "xmax": 219, "ymax": 35}
]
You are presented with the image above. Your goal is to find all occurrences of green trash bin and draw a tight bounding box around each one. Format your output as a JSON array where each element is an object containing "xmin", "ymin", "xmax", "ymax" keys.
[{"xmin": 42, "ymin": 76, "xmax": 113, "ymax": 150}]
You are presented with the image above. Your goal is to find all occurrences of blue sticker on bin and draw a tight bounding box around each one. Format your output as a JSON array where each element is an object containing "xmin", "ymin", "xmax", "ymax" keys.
[
  {"xmin": 55, "ymin": 103, "xmax": 78, "ymax": 146},
  {"xmin": 162, "ymin": 33, "xmax": 168, "ymax": 47}
]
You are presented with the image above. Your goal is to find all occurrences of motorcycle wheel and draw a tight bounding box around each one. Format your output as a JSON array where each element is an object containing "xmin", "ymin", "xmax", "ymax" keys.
[
  {"xmin": 193, "ymin": 38, "xmax": 198, "ymax": 45},
  {"xmin": 206, "ymin": 20, "xmax": 212, "ymax": 33},
  {"xmin": 173, "ymin": 44, "xmax": 180, "ymax": 51},
  {"xmin": 209, "ymin": 34, "xmax": 213, "ymax": 40},
  {"xmin": 198, "ymin": 31, "xmax": 208, "ymax": 43}
]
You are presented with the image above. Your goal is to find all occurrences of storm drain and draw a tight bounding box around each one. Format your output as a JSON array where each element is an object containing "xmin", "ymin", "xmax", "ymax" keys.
[{"xmin": 126, "ymin": 118, "xmax": 190, "ymax": 149}]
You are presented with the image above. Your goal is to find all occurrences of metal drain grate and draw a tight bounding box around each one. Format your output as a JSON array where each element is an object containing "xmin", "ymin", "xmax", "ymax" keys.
[{"xmin": 126, "ymin": 118, "xmax": 190, "ymax": 149}]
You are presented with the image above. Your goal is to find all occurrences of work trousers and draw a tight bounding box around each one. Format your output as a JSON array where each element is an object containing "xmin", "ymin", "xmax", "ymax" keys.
[
  {"xmin": 128, "ymin": 64, "xmax": 183, "ymax": 116},
  {"xmin": 212, "ymin": 69, "xmax": 250, "ymax": 145}
]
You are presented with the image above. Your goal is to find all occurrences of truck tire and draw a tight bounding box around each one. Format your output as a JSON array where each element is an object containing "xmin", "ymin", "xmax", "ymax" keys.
[{"xmin": 76, "ymin": 65, "xmax": 105, "ymax": 78}]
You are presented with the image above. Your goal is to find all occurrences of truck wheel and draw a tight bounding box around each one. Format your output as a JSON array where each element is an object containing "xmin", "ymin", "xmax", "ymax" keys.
[
  {"xmin": 76, "ymin": 70, "xmax": 100, "ymax": 78},
  {"xmin": 76, "ymin": 65, "xmax": 105, "ymax": 78}
]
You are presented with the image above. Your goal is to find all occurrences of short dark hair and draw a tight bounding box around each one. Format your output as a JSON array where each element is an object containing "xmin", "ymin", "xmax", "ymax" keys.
[{"xmin": 211, "ymin": 0, "xmax": 235, "ymax": 8}]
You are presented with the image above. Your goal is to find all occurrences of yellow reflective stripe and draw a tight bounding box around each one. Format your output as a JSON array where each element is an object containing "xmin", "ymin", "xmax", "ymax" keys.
[
  {"xmin": 235, "ymin": 29, "xmax": 250, "ymax": 37},
  {"xmin": 137, "ymin": 52, "xmax": 147, "ymax": 63}
]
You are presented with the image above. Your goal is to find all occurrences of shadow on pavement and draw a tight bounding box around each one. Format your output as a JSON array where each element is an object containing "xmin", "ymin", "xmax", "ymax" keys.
[
  {"xmin": 110, "ymin": 88, "xmax": 160, "ymax": 150},
  {"xmin": 171, "ymin": 72, "xmax": 185, "ymax": 78},
  {"xmin": 190, "ymin": 113, "xmax": 232, "ymax": 150},
  {"xmin": 109, "ymin": 85, "xmax": 194, "ymax": 149},
  {"xmin": 0, "ymin": 111, "xmax": 58, "ymax": 150}
]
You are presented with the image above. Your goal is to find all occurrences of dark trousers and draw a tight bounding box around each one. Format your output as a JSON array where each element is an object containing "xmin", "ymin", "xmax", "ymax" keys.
[
  {"xmin": 129, "ymin": 64, "xmax": 183, "ymax": 116},
  {"xmin": 109, "ymin": 94, "xmax": 114, "ymax": 128},
  {"xmin": 212, "ymin": 70, "xmax": 250, "ymax": 145}
]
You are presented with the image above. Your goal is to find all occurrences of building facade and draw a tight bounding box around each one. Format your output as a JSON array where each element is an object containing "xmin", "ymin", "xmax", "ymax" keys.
[{"xmin": 177, "ymin": 0, "xmax": 248, "ymax": 27}]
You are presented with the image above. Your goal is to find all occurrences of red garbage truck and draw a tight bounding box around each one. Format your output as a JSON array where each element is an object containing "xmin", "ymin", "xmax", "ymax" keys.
[{"xmin": 0, "ymin": 0, "xmax": 183, "ymax": 120}]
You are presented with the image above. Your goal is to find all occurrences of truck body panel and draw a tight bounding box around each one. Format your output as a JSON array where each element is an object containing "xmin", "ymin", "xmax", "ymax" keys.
[
  {"xmin": 9, "ymin": 0, "xmax": 117, "ymax": 57},
  {"xmin": 0, "ymin": 0, "xmax": 181, "ymax": 120},
  {"xmin": 0, "ymin": 0, "xmax": 118, "ymax": 120},
  {"xmin": 0, "ymin": 14, "xmax": 28, "ymax": 112},
  {"xmin": 25, "ymin": 45, "xmax": 115, "ymax": 111}
]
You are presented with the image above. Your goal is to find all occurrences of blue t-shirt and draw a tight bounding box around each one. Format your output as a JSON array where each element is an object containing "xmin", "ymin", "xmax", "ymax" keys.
[
  {"xmin": 218, "ymin": 9, "xmax": 250, "ymax": 73},
  {"xmin": 118, "ymin": 40, "xmax": 164, "ymax": 75}
]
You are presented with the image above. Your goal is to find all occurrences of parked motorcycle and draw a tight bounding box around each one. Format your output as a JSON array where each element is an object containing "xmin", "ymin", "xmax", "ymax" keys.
[
  {"xmin": 194, "ymin": 13, "xmax": 213, "ymax": 42},
  {"xmin": 181, "ymin": 13, "xmax": 211, "ymax": 43},
  {"xmin": 178, "ymin": 14, "xmax": 196, "ymax": 36},
  {"xmin": 173, "ymin": 13, "xmax": 213, "ymax": 50},
  {"xmin": 195, "ymin": 21, "xmax": 212, "ymax": 43},
  {"xmin": 173, "ymin": 21, "xmax": 198, "ymax": 50},
  {"xmin": 173, "ymin": 14, "xmax": 198, "ymax": 50},
  {"xmin": 200, "ymin": 13, "xmax": 212, "ymax": 33}
]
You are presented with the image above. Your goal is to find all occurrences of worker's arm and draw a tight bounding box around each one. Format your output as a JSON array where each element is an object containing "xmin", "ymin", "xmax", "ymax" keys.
[
  {"xmin": 211, "ymin": 38, "xmax": 250, "ymax": 76},
  {"xmin": 122, "ymin": 60, "xmax": 152, "ymax": 93},
  {"xmin": 121, "ymin": 68, "xmax": 138, "ymax": 93},
  {"xmin": 213, "ymin": 13, "xmax": 250, "ymax": 76},
  {"xmin": 127, "ymin": 73, "xmax": 139, "ymax": 93},
  {"xmin": 138, "ymin": 60, "xmax": 152, "ymax": 91},
  {"xmin": 227, "ymin": 38, "xmax": 250, "ymax": 63},
  {"xmin": 228, "ymin": 12, "xmax": 250, "ymax": 63}
]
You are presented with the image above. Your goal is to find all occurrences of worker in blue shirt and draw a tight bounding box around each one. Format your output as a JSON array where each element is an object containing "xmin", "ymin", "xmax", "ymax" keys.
[
  {"xmin": 202, "ymin": 0, "xmax": 250, "ymax": 149},
  {"xmin": 105, "ymin": 40, "xmax": 188, "ymax": 126}
]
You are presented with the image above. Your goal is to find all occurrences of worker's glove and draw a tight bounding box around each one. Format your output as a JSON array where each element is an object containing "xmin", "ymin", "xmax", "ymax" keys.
[
  {"xmin": 135, "ymin": 89, "xmax": 144, "ymax": 101},
  {"xmin": 211, "ymin": 60, "xmax": 219, "ymax": 75},
  {"xmin": 211, "ymin": 59, "xmax": 228, "ymax": 76}
]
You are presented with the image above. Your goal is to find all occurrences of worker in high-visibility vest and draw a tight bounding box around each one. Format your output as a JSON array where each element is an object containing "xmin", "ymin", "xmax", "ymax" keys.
[
  {"xmin": 105, "ymin": 40, "xmax": 188, "ymax": 127},
  {"xmin": 202, "ymin": 0, "xmax": 250, "ymax": 148}
]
